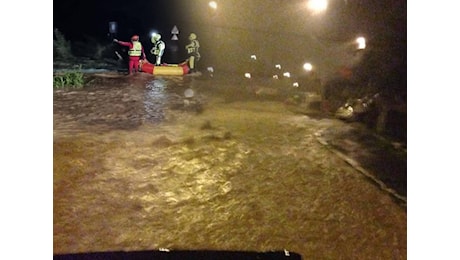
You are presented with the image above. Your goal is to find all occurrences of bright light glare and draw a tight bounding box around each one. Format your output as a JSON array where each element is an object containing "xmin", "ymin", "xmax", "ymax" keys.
[
  {"xmin": 307, "ymin": 0, "xmax": 328, "ymax": 13},
  {"xmin": 303, "ymin": 63, "xmax": 313, "ymax": 71},
  {"xmin": 356, "ymin": 37, "xmax": 366, "ymax": 49},
  {"xmin": 209, "ymin": 1, "xmax": 217, "ymax": 9},
  {"xmin": 244, "ymin": 73, "xmax": 251, "ymax": 78}
]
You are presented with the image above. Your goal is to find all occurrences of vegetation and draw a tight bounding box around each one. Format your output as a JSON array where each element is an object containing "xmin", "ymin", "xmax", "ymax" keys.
[
  {"xmin": 54, "ymin": 28, "xmax": 74, "ymax": 61},
  {"xmin": 53, "ymin": 65, "xmax": 85, "ymax": 88}
]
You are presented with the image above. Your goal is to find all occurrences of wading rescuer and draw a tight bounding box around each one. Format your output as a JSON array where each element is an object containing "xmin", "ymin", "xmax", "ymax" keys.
[
  {"xmin": 150, "ymin": 33, "xmax": 165, "ymax": 66},
  {"xmin": 113, "ymin": 35, "xmax": 146, "ymax": 75},
  {"xmin": 185, "ymin": 33, "xmax": 200, "ymax": 74}
]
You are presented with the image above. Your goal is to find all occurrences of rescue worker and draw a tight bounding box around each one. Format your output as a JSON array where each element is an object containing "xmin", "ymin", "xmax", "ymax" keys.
[
  {"xmin": 185, "ymin": 33, "xmax": 200, "ymax": 73},
  {"xmin": 150, "ymin": 33, "xmax": 166, "ymax": 66},
  {"xmin": 113, "ymin": 35, "xmax": 146, "ymax": 75}
]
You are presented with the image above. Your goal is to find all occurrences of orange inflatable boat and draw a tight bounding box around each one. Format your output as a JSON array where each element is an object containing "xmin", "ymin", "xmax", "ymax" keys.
[{"xmin": 139, "ymin": 59, "xmax": 190, "ymax": 76}]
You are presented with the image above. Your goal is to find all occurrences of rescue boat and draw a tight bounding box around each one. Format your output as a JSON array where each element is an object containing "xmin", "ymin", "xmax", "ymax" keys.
[{"xmin": 139, "ymin": 59, "xmax": 190, "ymax": 76}]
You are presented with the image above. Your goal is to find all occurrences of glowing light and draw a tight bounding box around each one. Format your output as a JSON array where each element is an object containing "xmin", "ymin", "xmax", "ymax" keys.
[
  {"xmin": 303, "ymin": 63, "xmax": 313, "ymax": 71},
  {"xmin": 275, "ymin": 64, "xmax": 281, "ymax": 69},
  {"xmin": 209, "ymin": 1, "xmax": 217, "ymax": 9},
  {"xmin": 307, "ymin": 0, "xmax": 328, "ymax": 13},
  {"xmin": 356, "ymin": 36, "xmax": 366, "ymax": 49},
  {"xmin": 283, "ymin": 72, "xmax": 291, "ymax": 78},
  {"xmin": 244, "ymin": 73, "xmax": 251, "ymax": 78}
]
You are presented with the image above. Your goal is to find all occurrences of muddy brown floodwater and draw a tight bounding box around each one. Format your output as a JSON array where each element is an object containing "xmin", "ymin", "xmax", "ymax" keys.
[{"xmin": 54, "ymin": 72, "xmax": 406, "ymax": 259}]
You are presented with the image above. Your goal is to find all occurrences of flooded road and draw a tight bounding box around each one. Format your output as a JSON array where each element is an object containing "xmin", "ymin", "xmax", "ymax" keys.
[{"xmin": 54, "ymin": 73, "xmax": 406, "ymax": 259}]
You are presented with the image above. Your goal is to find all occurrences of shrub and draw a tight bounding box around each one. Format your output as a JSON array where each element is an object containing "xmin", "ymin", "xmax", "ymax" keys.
[
  {"xmin": 53, "ymin": 28, "xmax": 74, "ymax": 60},
  {"xmin": 53, "ymin": 65, "xmax": 84, "ymax": 88}
]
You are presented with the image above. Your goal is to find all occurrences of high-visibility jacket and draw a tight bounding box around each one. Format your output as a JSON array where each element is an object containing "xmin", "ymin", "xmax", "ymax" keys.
[
  {"xmin": 186, "ymin": 40, "xmax": 200, "ymax": 55},
  {"xmin": 152, "ymin": 40, "xmax": 165, "ymax": 56},
  {"xmin": 128, "ymin": 41, "xmax": 143, "ymax": 57}
]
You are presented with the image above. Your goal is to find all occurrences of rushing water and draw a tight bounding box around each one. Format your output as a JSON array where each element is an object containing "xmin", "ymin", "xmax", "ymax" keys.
[{"xmin": 54, "ymin": 73, "xmax": 406, "ymax": 259}]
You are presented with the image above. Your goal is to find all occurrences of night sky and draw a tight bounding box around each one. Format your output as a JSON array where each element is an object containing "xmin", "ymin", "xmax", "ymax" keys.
[
  {"xmin": 53, "ymin": 0, "xmax": 185, "ymax": 42},
  {"xmin": 53, "ymin": 0, "xmax": 405, "ymax": 42}
]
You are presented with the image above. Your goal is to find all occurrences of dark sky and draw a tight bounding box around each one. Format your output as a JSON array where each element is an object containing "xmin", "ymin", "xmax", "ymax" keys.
[
  {"xmin": 53, "ymin": 0, "xmax": 405, "ymax": 42},
  {"xmin": 53, "ymin": 0, "xmax": 184, "ymax": 42}
]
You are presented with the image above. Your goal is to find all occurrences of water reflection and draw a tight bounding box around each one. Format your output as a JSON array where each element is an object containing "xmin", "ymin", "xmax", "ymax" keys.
[{"xmin": 143, "ymin": 79, "xmax": 168, "ymax": 123}]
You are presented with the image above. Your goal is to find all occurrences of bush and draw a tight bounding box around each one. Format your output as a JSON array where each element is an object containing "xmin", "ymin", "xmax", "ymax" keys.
[
  {"xmin": 53, "ymin": 28, "xmax": 74, "ymax": 60},
  {"xmin": 53, "ymin": 65, "xmax": 84, "ymax": 88}
]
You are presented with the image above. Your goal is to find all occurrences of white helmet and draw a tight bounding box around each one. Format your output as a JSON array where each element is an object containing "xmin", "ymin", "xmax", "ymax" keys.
[{"xmin": 151, "ymin": 33, "xmax": 161, "ymax": 43}]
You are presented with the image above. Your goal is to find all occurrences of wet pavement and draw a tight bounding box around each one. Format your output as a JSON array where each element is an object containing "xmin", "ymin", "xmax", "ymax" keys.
[{"xmin": 54, "ymin": 72, "xmax": 406, "ymax": 259}]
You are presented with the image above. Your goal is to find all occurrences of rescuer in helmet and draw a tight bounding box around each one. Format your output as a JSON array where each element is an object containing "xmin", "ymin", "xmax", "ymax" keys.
[
  {"xmin": 185, "ymin": 33, "xmax": 200, "ymax": 73},
  {"xmin": 150, "ymin": 33, "xmax": 166, "ymax": 66},
  {"xmin": 113, "ymin": 35, "xmax": 146, "ymax": 75}
]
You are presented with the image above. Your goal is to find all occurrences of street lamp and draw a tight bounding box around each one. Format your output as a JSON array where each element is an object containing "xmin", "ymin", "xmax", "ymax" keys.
[
  {"xmin": 303, "ymin": 62, "xmax": 313, "ymax": 72},
  {"xmin": 307, "ymin": 0, "xmax": 328, "ymax": 13},
  {"xmin": 356, "ymin": 36, "xmax": 366, "ymax": 50},
  {"xmin": 209, "ymin": 1, "xmax": 217, "ymax": 10}
]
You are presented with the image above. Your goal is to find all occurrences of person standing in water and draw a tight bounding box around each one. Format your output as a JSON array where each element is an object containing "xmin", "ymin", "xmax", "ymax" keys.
[
  {"xmin": 185, "ymin": 33, "xmax": 200, "ymax": 73},
  {"xmin": 150, "ymin": 33, "xmax": 166, "ymax": 66},
  {"xmin": 114, "ymin": 35, "xmax": 146, "ymax": 75}
]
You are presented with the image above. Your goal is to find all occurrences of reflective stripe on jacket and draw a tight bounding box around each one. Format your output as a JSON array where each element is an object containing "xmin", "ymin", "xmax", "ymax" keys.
[
  {"xmin": 186, "ymin": 40, "xmax": 200, "ymax": 54},
  {"xmin": 153, "ymin": 41, "xmax": 165, "ymax": 56},
  {"xmin": 128, "ymin": 41, "xmax": 142, "ymax": 56}
]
